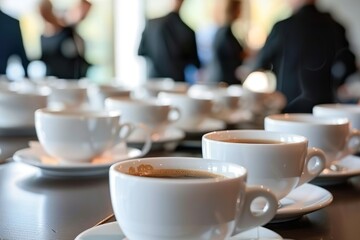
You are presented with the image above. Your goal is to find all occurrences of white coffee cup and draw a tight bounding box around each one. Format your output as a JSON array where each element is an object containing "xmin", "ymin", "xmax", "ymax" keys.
[
  {"xmin": 109, "ymin": 157, "xmax": 278, "ymax": 240},
  {"xmin": 264, "ymin": 113, "xmax": 360, "ymax": 169},
  {"xmin": 35, "ymin": 108, "xmax": 152, "ymax": 164},
  {"xmin": 158, "ymin": 92, "xmax": 213, "ymax": 129},
  {"xmin": 105, "ymin": 97, "xmax": 180, "ymax": 137},
  {"xmin": 313, "ymin": 103, "xmax": 360, "ymax": 130},
  {"xmin": 241, "ymin": 88, "xmax": 286, "ymax": 114},
  {"xmin": 211, "ymin": 93, "xmax": 241, "ymax": 122},
  {"xmin": 202, "ymin": 130, "xmax": 326, "ymax": 201},
  {"xmin": 135, "ymin": 78, "xmax": 189, "ymax": 99},
  {"xmin": 46, "ymin": 80, "xmax": 89, "ymax": 109},
  {"xmin": 0, "ymin": 87, "xmax": 48, "ymax": 128},
  {"xmin": 88, "ymin": 83, "xmax": 132, "ymax": 110}
]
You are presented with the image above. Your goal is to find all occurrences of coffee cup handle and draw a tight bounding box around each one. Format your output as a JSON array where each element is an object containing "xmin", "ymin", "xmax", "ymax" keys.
[
  {"xmin": 234, "ymin": 186, "xmax": 277, "ymax": 234},
  {"xmin": 168, "ymin": 106, "xmax": 181, "ymax": 123},
  {"xmin": 116, "ymin": 123, "xmax": 134, "ymax": 142},
  {"xmin": 342, "ymin": 129, "xmax": 360, "ymax": 157},
  {"xmin": 117, "ymin": 123, "xmax": 152, "ymax": 157},
  {"xmin": 297, "ymin": 147, "xmax": 326, "ymax": 187},
  {"xmin": 135, "ymin": 123, "xmax": 152, "ymax": 157}
]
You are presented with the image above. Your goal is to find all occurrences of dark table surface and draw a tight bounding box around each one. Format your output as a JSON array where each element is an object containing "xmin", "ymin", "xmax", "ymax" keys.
[{"xmin": 1, "ymin": 134, "xmax": 360, "ymax": 240}]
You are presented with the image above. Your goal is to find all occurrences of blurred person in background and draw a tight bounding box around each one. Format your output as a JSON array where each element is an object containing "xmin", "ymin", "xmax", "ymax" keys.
[
  {"xmin": 138, "ymin": 0, "xmax": 201, "ymax": 83},
  {"xmin": 206, "ymin": 0, "xmax": 247, "ymax": 86},
  {"xmin": 0, "ymin": 8, "xmax": 29, "ymax": 77},
  {"xmin": 39, "ymin": 0, "xmax": 92, "ymax": 79},
  {"xmin": 251, "ymin": 0, "xmax": 358, "ymax": 113}
]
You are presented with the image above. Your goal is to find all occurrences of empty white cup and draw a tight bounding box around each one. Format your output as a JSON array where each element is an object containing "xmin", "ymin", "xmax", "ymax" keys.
[
  {"xmin": 0, "ymin": 88, "xmax": 48, "ymax": 128},
  {"xmin": 35, "ymin": 108, "xmax": 151, "ymax": 164},
  {"xmin": 105, "ymin": 97, "xmax": 180, "ymax": 138},
  {"xmin": 158, "ymin": 92, "xmax": 213, "ymax": 130}
]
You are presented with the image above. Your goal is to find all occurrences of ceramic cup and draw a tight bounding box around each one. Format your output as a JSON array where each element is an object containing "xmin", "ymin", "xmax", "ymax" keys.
[
  {"xmin": 35, "ymin": 108, "xmax": 152, "ymax": 164},
  {"xmin": 202, "ymin": 130, "xmax": 326, "ymax": 201},
  {"xmin": 105, "ymin": 97, "xmax": 180, "ymax": 139},
  {"xmin": 211, "ymin": 92, "xmax": 241, "ymax": 123},
  {"xmin": 187, "ymin": 85, "xmax": 241, "ymax": 122},
  {"xmin": 88, "ymin": 83, "xmax": 132, "ymax": 110},
  {"xmin": 134, "ymin": 78, "xmax": 189, "ymax": 99},
  {"xmin": 46, "ymin": 80, "xmax": 89, "ymax": 109},
  {"xmin": 264, "ymin": 113, "xmax": 360, "ymax": 169},
  {"xmin": 158, "ymin": 92, "xmax": 213, "ymax": 130},
  {"xmin": 109, "ymin": 157, "xmax": 278, "ymax": 240},
  {"xmin": 313, "ymin": 103, "xmax": 360, "ymax": 130},
  {"xmin": 0, "ymin": 87, "xmax": 48, "ymax": 128},
  {"xmin": 227, "ymin": 85, "xmax": 286, "ymax": 115}
]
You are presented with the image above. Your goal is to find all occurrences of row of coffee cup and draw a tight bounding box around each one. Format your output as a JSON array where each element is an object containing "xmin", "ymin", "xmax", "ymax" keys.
[
  {"xmin": 107, "ymin": 129, "xmax": 331, "ymax": 239},
  {"xmin": 0, "ymin": 76, "xmax": 286, "ymax": 132},
  {"xmin": 104, "ymin": 89, "xmax": 283, "ymax": 133},
  {"xmin": 45, "ymin": 78, "xmax": 286, "ymax": 128},
  {"xmin": 107, "ymin": 128, "xmax": 325, "ymax": 240},
  {"xmin": 107, "ymin": 103, "xmax": 360, "ymax": 239}
]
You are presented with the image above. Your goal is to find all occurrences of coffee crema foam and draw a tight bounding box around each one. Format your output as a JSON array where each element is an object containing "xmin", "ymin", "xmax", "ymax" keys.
[{"xmin": 126, "ymin": 164, "xmax": 225, "ymax": 179}]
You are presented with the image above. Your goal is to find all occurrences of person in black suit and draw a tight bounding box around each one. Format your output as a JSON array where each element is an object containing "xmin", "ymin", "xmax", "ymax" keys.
[
  {"xmin": 252, "ymin": 0, "xmax": 357, "ymax": 113},
  {"xmin": 207, "ymin": 0, "xmax": 245, "ymax": 85},
  {"xmin": 138, "ymin": 0, "xmax": 201, "ymax": 82},
  {"xmin": 0, "ymin": 10, "xmax": 29, "ymax": 76},
  {"xmin": 39, "ymin": 0, "xmax": 92, "ymax": 79}
]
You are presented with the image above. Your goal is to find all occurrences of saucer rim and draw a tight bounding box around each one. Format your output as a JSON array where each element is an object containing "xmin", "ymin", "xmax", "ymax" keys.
[
  {"xmin": 75, "ymin": 221, "xmax": 283, "ymax": 240},
  {"xmin": 13, "ymin": 146, "xmax": 143, "ymax": 170},
  {"xmin": 318, "ymin": 154, "xmax": 360, "ymax": 178},
  {"xmin": 274, "ymin": 183, "xmax": 333, "ymax": 221}
]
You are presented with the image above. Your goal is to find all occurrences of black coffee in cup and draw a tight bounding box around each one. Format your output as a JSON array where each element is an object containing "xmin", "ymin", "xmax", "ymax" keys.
[{"xmin": 125, "ymin": 164, "xmax": 225, "ymax": 179}]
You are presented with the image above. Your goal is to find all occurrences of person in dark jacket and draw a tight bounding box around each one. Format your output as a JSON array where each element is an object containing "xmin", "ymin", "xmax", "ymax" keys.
[
  {"xmin": 252, "ymin": 0, "xmax": 357, "ymax": 113},
  {"xmin": 39, "ymin": 0, "xmax": 91, "ymax": 79},
  {"xmin": 138, "ymin": 0, "xmax": 201, "ymax": 82},
  {"xmin": 0, "ymin": 10, "xmax": 29, "ymax": 76},
  {"xmin": 207, "ymin": 0, "xmax": 245, "ymax": 85}
]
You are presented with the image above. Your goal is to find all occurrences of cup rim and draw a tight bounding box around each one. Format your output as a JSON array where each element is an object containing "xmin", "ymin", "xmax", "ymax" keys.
[
  {"xmin": 202, "ymin": 129, "xmax": 308, "ymax": 145},
  {"xmin": 158, "ymin": 92, "xmax": 213, "ymax": 101},
  {"xmin": 265, "ymin": 113, "xmax": 349, "ymax": 126},
  {"xmin": 0, "ymin": 88, "xmax": 50, "ymax": 97},
  {"xmin": 314, "ymin": 103, "xmax": 360, "ymax": 113},
  {"xmin": 110, "ymin": 157, "xmax": 247, "ymax": 183},
  {"xmin": 35, "ymin": 108, "xmax": 121, "ymax": 119},
  {"xmin": 106, "ymin": 97, "xmax": 171, "ymax": 107}
]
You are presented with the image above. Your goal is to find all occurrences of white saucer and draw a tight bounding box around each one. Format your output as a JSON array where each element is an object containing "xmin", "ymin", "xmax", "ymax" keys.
[
  {"xmin": 272, "ymin": 183, "xmax": 333, "ymax": 223},
  {"xmin": 12, "ymin": 142, "xmax": 143, "ymax": 178},
  {"xmin": 312, "ymin": 155, "xmax": 360, "ymax": 185},
  {"xmin": 75, "ymin": 222, "xmax": 283, "ymax": 240},
  {"xmin": 128, "ymin": 127, "xmax": 185, "ymax": 151}
]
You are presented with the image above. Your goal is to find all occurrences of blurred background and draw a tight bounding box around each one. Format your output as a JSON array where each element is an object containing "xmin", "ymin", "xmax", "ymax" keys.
[{"xmin": 2, "ymin": 0, "xmax": 360, "ymax": 87}]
